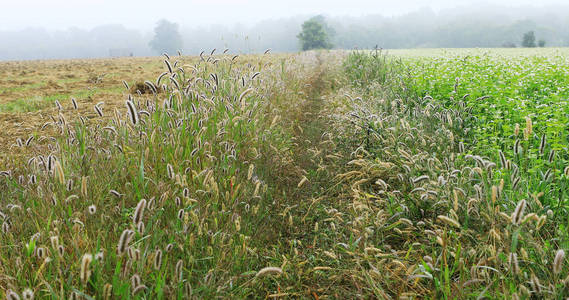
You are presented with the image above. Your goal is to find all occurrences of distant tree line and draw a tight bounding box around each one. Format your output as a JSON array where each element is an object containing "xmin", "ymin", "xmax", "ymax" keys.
[{"xmin": 0, "ymin": 5, "xmax": 568, "ymax": 60}]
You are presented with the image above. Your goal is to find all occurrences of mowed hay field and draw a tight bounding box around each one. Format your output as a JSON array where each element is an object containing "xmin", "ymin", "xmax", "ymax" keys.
[
  {"xmin": 0, "ymin": 57, "xmax": 165, "ymax": 163},
  {"xmin": 0, "ymin": 54, "xmax": 289, "ymax": 163},
  {"xmin": 0, "ymin": 48, "xmax": 569, "ymax": 299}
]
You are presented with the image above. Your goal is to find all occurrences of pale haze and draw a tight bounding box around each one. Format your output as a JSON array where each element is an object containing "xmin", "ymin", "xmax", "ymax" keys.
[
  {"xmin": 1, "ymin": 0, "xmax": 567, "ymax": 30},
  {"xmin": 1, "ymin": 0, "xmax": 569, "ymax": 60}
]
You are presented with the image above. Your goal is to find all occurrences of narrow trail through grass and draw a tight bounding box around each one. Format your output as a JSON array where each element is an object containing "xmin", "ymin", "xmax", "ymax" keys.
[{"xmin": 251, "ymin": 52, "xmax": 361, "ymax": 298}]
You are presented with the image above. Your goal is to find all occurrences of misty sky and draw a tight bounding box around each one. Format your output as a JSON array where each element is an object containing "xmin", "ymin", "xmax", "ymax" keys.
[{"xmin": 2, "ymin": 0, "xmax": 568, "ymax": 31}]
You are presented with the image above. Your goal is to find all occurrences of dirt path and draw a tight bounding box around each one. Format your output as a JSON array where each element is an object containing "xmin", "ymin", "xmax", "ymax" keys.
[{"xmin": 255, "ymin": 51, "xmax": 356, "ymax": 298}]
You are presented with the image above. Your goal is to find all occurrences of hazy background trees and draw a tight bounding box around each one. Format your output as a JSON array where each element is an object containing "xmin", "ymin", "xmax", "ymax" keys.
[
  {"xmin": 1, "ymin": 4, "xmax": 569, "ymax": 60},
  {"xmin": 297, "ymin": 16, "xmax": 333, "ymax": 50},
  {"xmin": 522, "ymin": 31, "xmax": 537, "ymax": 47},
  {"xmin": 149, "ymin": 20, "xmax": 183, "ymax": 55}
]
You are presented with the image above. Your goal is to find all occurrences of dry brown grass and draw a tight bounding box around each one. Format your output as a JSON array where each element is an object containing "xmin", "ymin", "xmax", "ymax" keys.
[
  {"xmin": 0, "ymin": 55, "xmax": 271, "ymax": 165},
  {"xmin": 0, "ymin": 57, "xmax": 169, "ymax": 164}
]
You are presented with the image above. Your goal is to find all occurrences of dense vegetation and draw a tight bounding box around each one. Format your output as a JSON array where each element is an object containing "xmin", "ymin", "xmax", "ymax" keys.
[
  {"xmin": 0, "ymin": 48, "xmax": 568, "ymax": 298},
  {"xmin": 338, "ymin": 48, "xmax": 569, "ymax": 298}
]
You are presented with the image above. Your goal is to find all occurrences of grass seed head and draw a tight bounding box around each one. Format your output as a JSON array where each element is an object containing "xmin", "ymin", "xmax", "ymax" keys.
[
  {"xmin": 81, "ymin": 176, "xmax": 88, "ymax": 198},
  {"xmin": 530, "ymin": 273, "xmax": 541, "ymax": 293},
  {"xmin": 103, "ymin": 283, "xmax": 113, "ymax": 300},
  {"xmin": 255, "ymin": 266, "xmax": 283, "ymax": 278},
  {"xmin": 524, "ymin": 116, "xmax": 532, "ymax": 140},
  {"xmin": 126, "ymin": 100, "xmax": 139, "ymax": 125},
  {"xmin": 554, "ymin": 249, "xmax": 565, "ymax": 275},
  {"xmin": 132, "ymin": 285, "xmax": 147, "ymax": 296},
  {"xmin": 131, "ymin": 274, "xmax": 141, "ymax": 287},
  {"xmin": 437, "ymin": 215, "xmax": 461, "ymax": 228},
  {"xmin": 88, "ymin": 205, "xmax": 96, "ymax": 215},
  {"xmin": 50, "ymin": 236, "xmax": 59, "ymax": 249},
  {"xmin": 6, "ymin": 290, "xmax": 20, "ymax": 300},
  {"xmin": 117, "ymin": 229, "xmax": 134, "ymax": 256},
  {"xmin": 176, "ymin": 259, "xmax": 184, "ymax": 281},
  {"xmin": 95, "ymin": 251, "xmax": 104, "ymax": 261},
  {"xmin": 133, "ymin": 199, "xmax": 146, "ymax": 225},
  {"xmin": 491, "ymin": 185, "xmax": 497, "ymax": 204},
  {"xmin": 154, "ymin": 249, "xmax": 162, "ymax": 270},
  {"xmin": 512, "ymin": 199, "xmax": 527, "ymax": 225},
  {"xmin": 80, "ymin": 253, "xmax": 93, "ymax": 284},
  {"xmin": 137, "ymin": 222, "xmax": 145, "ymax": 233},
  {"xmin": 509, "ymin": 252, "xmax": 519, "ymax": 274},
  {"xmin": 22, "ymin": 289, "xmax": 33, "ymax": 300},
  {"xmin": 53, "ymin": 160, "xmax": 65, "ymax": 185},
  {"xmin": 167, "ymin": 164, "xmax": 174, "ymax": 179},
  {"xmin": 94, "ymin": 104, "xmax": 104, "ymax": 117}
]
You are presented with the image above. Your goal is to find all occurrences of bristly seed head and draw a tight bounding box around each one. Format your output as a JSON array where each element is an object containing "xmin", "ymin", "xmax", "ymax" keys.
[
  {"xmin": 50, "ymin": 236, "xmax": 59, "ymax": 249},
  {"xmin": 554, "ymin": 249, "xmax": 565, "ymax": 274},
  {"xmin": 509, "ymin": 252, "xmax": 520, "ymax": 274},
  {"xmin": 126, "ymin": 100, "xmax": 139, "ymax": 125},
  {"xmin": 548, "ymin": 149, "xmax": 555, "ymax": 163},
  {"xmin": 137, "ymin": 222, "xmax": 145, "ymax": 234},
  {"xmin": 499, "ymin": 150, "xmax": 506, "ymax": 168},
  {"xmin": 164, "ymin": 60, "xmax": 173, "ymax": 73},
  {"xmin": 6, "ymin": 289, "xmax": 20, "ymax": 300},
  {"xmin": 530, "ymin": 273, "xmax": 541, "ymax": 293},
  {"xmin": 109, "ymin": 189, "xmax": 122, "ymax": 198},
  {"xmin": 103, "ymin": 283, "xmax": 113, "ymax": 300},
  {"xmin": 94, "ymin": 104, "xmax": 104, "ymax": 117},
  {"xmin": 167, "ymin": 164, "xmax": 174, "ymax": 179},
  {"xmin": 66, "ymin": 179, "xmax": 74, "ymax": 191},
  {"xmin": 53, "ymin": 160, "xmax": 65, "ymax": 185},
  {"xmin": 81, "ymin": 176, "xmax": 88, "ymax": 198},
  {"xmin": 80, "ymin": 253, "xmax": 93, "ymax": 284},
  {"xmin": 255, "ymin": 266, "xmax": 283, "ymax": 278},
  {"xmin": 512, "ymin": 199, "xmax": 527, "ymax": 225},
  {"xmin": 22, "ymin": 289, "xmax": 33, "ymax": 300},
  {"xmin": 176, "ymin": 259, "xmax": 184, "ymax": 281},
  {"xmin": 154, "ymin": 249, "xmax": 162, "ymax": 270},
  {"xmin": 132, "ymin": 285, "xmax": 147, "ymax": 296},
  {"xmin": 131, "ymin": 274, "xmax": 141, "ymax": 288},
  {"xmin": 412, "ymin": 175, "xmax": 429, "ymax": 185},
  {"xmin": 133, "ymin": 199, "xmax": 146, "ymax": 225},
  {"xmin": 95, "ymin": 251, "xmax": 104, "ymax": 261},
  {"xmin": 117, "ymin": 229, "xmax": 134, "ymax": 256}
]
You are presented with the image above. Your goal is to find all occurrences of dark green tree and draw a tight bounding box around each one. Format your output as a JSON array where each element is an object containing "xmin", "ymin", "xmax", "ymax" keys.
[
  {"xmin": 149, "ymin": 19, "xmax": 183, "ymax": 55},
  {"xmin": 297, "ymin": 16, "xmax": 333, "ymax": 51},
  {"xmin": 521, "ymin": 31, "xmax": 536, "ymax": 48},
  {"xmin": 538, "ymin": 39, "xmax": 546, "ymax": 47}
]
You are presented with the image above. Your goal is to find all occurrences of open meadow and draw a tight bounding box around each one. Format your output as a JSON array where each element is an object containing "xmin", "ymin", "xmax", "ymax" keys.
[{"xmin": 0, "ymin": 48, "xmax": 568, "ymax": 299}]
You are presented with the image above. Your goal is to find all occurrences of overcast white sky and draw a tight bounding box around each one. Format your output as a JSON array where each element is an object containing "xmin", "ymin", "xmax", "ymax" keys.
[{"xmin": 1, "ymin": 0, "xmax": 567, "ymax": 31}]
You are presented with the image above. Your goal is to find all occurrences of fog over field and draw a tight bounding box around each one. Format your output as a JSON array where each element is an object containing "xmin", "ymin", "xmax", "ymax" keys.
[
  {"xmin": 0, "ymin": 0, "xmax": 568, "ymax": 59},
  {"xmin": 3, "ymin": 0, "xmax": 569, "ymax": 299}
]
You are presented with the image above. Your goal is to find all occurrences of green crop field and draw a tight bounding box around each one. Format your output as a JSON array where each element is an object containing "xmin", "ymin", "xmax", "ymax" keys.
[{"xmin": 0, "ymin": 48, "xmax": 568, "ymax": 299}]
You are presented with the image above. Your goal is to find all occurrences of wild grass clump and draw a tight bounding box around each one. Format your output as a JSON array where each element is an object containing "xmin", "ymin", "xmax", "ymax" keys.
[
  {"xmin": 0, "ymin": 51, "xmax": 315, "ymax": 298},
  {"xmin": 327, "ymin": 50, "xmax": 569, "ymax": 298}
]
